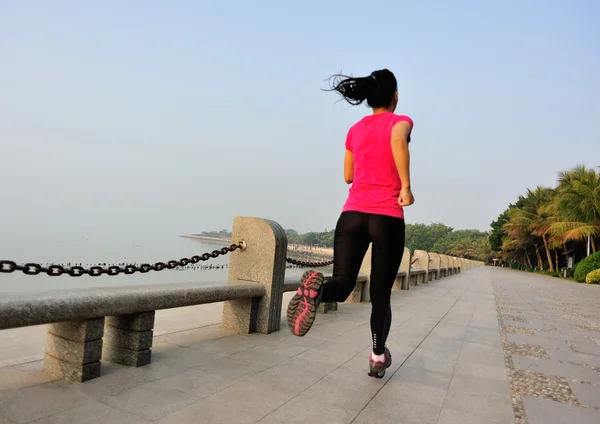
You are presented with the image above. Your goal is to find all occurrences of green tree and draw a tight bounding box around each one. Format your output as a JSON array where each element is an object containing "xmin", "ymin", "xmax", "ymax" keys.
[
  {"xmin": 432, "ymin": 229, "xmax": 489, "ymax": 254},
  {"xmin": 405, "ymin": 223, "xmax": 453, "ymax": 252},
  {"xmin": 489, "ymin": 210, "xmax": 509, "ymax": 252}
]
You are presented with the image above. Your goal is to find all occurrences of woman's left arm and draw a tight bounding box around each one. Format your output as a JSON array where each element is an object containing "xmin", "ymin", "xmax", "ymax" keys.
[{"xmin": 344, "ymin": 149, "xmax": 354, "ymax": 184}]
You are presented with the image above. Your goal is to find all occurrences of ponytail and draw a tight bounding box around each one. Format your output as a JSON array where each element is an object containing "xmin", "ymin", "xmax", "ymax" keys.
[{"xmin": 324, "ymin": 69, "xmax": 398, "ymax": 109}]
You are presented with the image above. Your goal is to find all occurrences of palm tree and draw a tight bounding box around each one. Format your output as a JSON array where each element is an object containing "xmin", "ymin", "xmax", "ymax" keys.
[
  {"xmin": 503, "ymin": 186, "xmax": 557, "ymax": 271},
  {"xmin": 550, "ymin": 165, "xmax": 600, "ymax": 255},
  {"xmin": 501, "ymin": 224, "xmax": 539, "ymax": 269}
]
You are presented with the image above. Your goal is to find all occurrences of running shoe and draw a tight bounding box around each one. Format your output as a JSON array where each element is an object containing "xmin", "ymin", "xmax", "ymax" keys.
[
  {"xmin": 287, "ymin": 270, "xmax": 324, "ymax": 337},
  {"xmin": 368, "ymin": 347, "xmax": 392, "ymax": 378}
]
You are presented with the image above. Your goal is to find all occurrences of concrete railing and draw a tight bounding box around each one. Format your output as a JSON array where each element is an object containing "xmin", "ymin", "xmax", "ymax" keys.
[{"xmin": 0, "ymin": 216, "xmax": 484, "ymax": 383}]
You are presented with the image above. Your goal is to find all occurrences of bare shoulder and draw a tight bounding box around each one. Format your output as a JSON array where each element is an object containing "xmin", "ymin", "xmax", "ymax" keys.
[{"xmin": 391, "ymin": 116, "xmax": 413, "ymax": 141}]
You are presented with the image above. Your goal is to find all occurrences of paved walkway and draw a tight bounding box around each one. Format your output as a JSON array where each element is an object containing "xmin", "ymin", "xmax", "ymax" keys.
[{"xmin": 0, "ymin": 268, "xmax": 599, "ymax": 423}]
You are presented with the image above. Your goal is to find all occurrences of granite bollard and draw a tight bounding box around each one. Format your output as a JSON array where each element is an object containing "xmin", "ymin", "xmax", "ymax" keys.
[
  {"xmin": 439, "ymin": 254, "xmax": 449, "ymax": 277},
  {"xmin": 102, "ymin": 311, "xmax": 155, "ymax": 367},
  {"xmin": 412, "ymin": 250, "xmax": 430, "ymax": 282},
  {"xmin": 222, "ymin": 216, "xmax": 287, "ymax": 334},
  {"xmin": 43, "ymin": 317, "xmax": 104, "ymax": 382},
  {"xmin": 429, "ymin": 253, "xmax": 441, "ymax": 280},
  {"xmin": 396, "ymin": 247, "xmax": 412, "ymax": 290}
]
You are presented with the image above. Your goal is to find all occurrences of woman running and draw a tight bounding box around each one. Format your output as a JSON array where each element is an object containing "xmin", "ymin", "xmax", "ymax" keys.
[{"xmin": 287, "ymin": 68, "xmax": 414, "ymax": 378}]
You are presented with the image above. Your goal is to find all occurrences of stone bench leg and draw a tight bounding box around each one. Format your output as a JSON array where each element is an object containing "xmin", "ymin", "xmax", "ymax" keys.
[
  {"xmin": 400, "ymin": 275, "xmax": 410, "ymax": 290},
  {"xmin": 318, "ymin": 301, "xmax": 338, "ymax": 313},
  {"xmin": 44, "ymin": 318, "xmax": 104, "ymax": 382},
  {"xmin": 102, "ymin": 312, "xmax": 154, "ymax": 367},
  {"xmin": 344, "ymin": 281, "xmax": 364, "ymax": 304}
]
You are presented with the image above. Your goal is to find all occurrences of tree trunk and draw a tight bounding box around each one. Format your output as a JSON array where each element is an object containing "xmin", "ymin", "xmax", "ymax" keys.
[
  {"xmin": 543, "ymin": 235, "xmax": 554, "ymax": 272},
  {"xmin": 555, "ymin": 250, "xmax": 559, "ymax": 272},
  {"xmin": 524, "ymin": 248, "xmax": 533, "ymax": 269},
  {"xmin": 535, "ymin": 248, "xmax": 543, "ymax": 270},
  {"xmin": 593, "ymin": 237, "xmax": 597, "ymax": 254}
]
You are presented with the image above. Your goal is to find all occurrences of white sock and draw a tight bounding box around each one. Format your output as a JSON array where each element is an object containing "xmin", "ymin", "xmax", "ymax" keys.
[{"xmin": 371, "ymin": 351, "xmax": 385, "ymax": 362}]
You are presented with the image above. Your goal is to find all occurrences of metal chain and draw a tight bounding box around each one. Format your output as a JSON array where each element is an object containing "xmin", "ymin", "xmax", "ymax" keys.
[
  {"xmin": 286, "ymin": 257, "xmax": 334, "ymax": 268},
  {"xmin": 0, "ymin": 243, "xmax": 245, "ymax": 277}
]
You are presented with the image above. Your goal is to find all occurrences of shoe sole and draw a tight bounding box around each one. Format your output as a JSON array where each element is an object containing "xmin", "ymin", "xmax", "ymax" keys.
[
  {"xmin": 287, "ymin": 270, "xmax": 324, "ymax": 337},
  {"xmin": 368, "ymin": 350, "xmax": 392, "ymax": 379}
]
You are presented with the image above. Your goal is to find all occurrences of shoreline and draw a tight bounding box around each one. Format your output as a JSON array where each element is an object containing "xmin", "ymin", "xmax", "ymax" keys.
[
  {"xmin": 181, "ymin": 234, "xmax": 334, "ymax": 260},
  {"xmin": 180, "ymin": 235, "xmax": 233, "ymax": 244}
]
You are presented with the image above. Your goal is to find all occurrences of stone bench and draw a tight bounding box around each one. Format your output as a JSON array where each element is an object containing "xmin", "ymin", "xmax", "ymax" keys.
[{"xmin": 0, "ymin": 281, "xmax": 267, "ymax": 382}]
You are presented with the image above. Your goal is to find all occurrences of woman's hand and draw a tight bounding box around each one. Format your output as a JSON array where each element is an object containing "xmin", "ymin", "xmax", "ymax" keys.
[{"xmin": 399, "ymin": 187, "xmax": 415, "ymax": 206}]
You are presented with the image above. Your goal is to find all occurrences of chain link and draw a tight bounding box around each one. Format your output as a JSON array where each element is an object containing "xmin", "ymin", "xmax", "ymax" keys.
[
  {"xmin": 0, "ymin": 244, "xmax": 243, "ymax": 277},
  {"xmin": 286, "ymin": 257, "xmax": 334, "ymax": 268}
]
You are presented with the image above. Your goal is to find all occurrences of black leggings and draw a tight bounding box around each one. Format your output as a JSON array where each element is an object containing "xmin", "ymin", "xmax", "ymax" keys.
[{"xmin": 321, "ymin": 211, "xmax": 405, "ymax": 355}]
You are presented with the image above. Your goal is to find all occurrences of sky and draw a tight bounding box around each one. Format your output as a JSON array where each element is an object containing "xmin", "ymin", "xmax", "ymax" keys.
[{"xmin": 1, "ymin": 0, "xmax": 599, "ymax": 243}]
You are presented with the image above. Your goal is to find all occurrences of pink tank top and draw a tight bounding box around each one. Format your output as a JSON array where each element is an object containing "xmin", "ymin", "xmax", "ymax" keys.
[{"xmin": 342, "ymin": 112, "xmax": 413, "ymax": 219}]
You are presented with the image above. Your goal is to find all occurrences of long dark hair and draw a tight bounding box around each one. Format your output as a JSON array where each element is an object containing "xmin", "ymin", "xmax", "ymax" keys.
[{"xmin": 324, "ymin": 69, "xmax": 397, "ymax": 108}]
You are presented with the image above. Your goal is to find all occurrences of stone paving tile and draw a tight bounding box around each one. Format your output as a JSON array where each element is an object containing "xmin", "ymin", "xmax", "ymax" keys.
[
  {"xmin": 436, "ymin": 406, "xmax": 513, "ymax": 424},
  {"xmin": 28, "ymin": 400, "xmax": 150, "ymax": 424},
  {"xmin": 0, "ymin": 362, "xmax": 57, "ymax": 394},
  {"xmin": 463, "ymin": 326, "xmax": 502, "ymax": 347},
  {"xmin": 570, "ymin": 381, "xmax": 600, "ymax": 409},
  {"xmin": 457, "ymin": 341, "xmax": 506, "ymax": 367},
  {"xmin": 100, "ymin": 380, "xmax": 197, "ymax": 421},
  {"xmin": 512, "ymin": 356, "xmax": 600, "ymax": 385},
  {"xmin": 569, "ymin": 341, "xmax": 600, "ymax": 356},
  {"xmin": 442, "ymin": 390, "xmax": 514, "ymax": 423},
  {"xmin": 0, "ymin": 381, "xmax": 89, "ymax": 424},
  {"xmin": 523, "ymin": 396, "xmax": 599, "ymax": 424},
  {"xmin": 546, "ymin": 348, "xmax": 600, "ymax": 368},
  {"xmin": 352, "ymin": 380, "xmax": 446, "ymax": 424},
  {"xmin": 447, "ymin": 371, "xmax": 511, "ymax": 400}
]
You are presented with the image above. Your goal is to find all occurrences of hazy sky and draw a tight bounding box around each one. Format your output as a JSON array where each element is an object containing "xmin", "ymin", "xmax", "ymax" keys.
[{"xmin": 1, "ymin": 0, "xmax": 599, "ymax": 243}]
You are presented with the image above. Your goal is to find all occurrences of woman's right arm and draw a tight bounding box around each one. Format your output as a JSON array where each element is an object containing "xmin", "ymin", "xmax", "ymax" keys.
[{"xmin": 391, "ymin": 120, "xmax": 414, "ymax": 206}]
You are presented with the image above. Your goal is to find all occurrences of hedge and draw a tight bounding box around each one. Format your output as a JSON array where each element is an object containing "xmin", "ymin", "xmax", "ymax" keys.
[{"xmin": 573, "ymin": 252, "xmax": 600, "ymax": 282}]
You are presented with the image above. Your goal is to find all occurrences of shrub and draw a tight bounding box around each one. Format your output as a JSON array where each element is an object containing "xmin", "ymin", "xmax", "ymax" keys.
[
  {"xmin": 573, "ymin": 252, "xmax": 600, "ymax": 282},
  {"xmin": 586, "ymin": 269, "xmax": 600, "ymax": 284}
]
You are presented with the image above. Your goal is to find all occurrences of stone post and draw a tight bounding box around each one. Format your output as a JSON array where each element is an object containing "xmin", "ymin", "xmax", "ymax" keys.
[
  {"xmin": 429, "ymin": 253, "xmax": 441, "ymax": 280},
  {"xmin": 444, "ymin": 256, "xmax": 452, "ymax": 275},
  {"xmin": 43, "ymin": 318, "xmax": 104, "ymax": 382},
  {"xmin": 103, "ymin": 312, "xmax": 155, "ymax": 367},
  {"xmin": 222, "ymin": 216, "xmax": 287, "ymax": 334},
  {"xmin": 440, "ymin": 255, "xmax": 449, "ymax": 277},
  {"xmin": 412, "ymin": 250, "xmax": 430, "ymax": 282},
  {"xmin": 397, "ymin": 247, "xmax": 412, "ymax": 290}
]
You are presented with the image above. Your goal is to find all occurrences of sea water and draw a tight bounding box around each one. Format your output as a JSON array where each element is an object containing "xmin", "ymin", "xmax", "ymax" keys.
[{"xmin": 0, "ymin": 234, "xmax": 308, "ymax": 293}]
